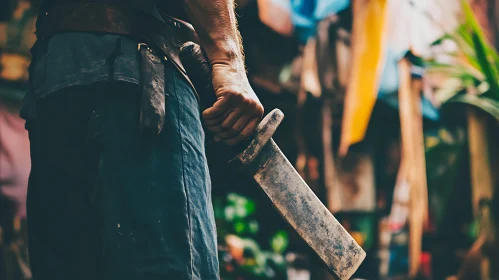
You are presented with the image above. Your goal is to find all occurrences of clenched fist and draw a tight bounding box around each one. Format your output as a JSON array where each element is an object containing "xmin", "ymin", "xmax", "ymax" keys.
[{"xmin": 202, "ymin": 63, "xmax": 264, "ymax": 145}]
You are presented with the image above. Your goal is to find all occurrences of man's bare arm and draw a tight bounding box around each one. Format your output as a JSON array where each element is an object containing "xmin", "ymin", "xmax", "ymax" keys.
[
  {"xmin": 182, "ymin": 0, "xmax": 243, "ymax": 68},
  {"xmin": 182, "ymin": 0, "xmax": 264, "ymax": 145}
]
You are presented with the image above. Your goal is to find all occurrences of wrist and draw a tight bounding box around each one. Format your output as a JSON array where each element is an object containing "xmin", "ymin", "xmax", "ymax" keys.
[{"xmin": 203, "ymin": 39, "xmax": 244, "ymax": 66}]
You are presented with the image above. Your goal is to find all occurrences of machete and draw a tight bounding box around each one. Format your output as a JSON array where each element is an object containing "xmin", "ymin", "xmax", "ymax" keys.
[{"xmin": 179, "ymin": 42, "xmax": 366, "ymax": 279}]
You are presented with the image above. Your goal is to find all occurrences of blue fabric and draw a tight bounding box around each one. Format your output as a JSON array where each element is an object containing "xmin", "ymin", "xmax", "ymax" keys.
[
  {"xmin": 378, "ymin": 47, "xmax": 405, "ymax": 94},
  {"xmin": 30, "ymin": 33, "xmax": 141, "ymax": 98},
  {"xmin": 286, "ymin": 0, "xmax": 350, "ymax": 42},
  {"xmin": 378, "ymin": 92, "xmax": 440, "ymax": 121},
  {"xmin": 24, "ymin": 33, "xmax": 220, "ymax": 279},
  {"xmin": 377, "ymin": 48, "xmax": 439, "ymax": 121},
  {"xmin": 21, "ymin": 33, "xmax": 141, "ymax": 120}
]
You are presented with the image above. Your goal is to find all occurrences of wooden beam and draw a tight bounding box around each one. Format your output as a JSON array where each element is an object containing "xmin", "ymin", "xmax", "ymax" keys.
[
  {"xmin": 398, "ymin": 58, "xmax": 429, "ymax": 277},
  {"xmin": 468, "ymin": 109, "xmax": 494, "ymax": 217}
]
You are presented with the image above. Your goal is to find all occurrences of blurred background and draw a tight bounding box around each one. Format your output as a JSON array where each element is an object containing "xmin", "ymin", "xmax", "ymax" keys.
[{"xmin": 1, "ymin": 0, "xmax": 499, "ymax": 279}]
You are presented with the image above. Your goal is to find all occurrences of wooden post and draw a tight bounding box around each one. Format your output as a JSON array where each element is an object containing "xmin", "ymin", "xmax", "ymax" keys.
[
  {"xmin": 467, "ymin": 108, "xmax": 495, "ymax": 280},
  {"xmin": 398, "ymin": 58, "xmax": 429, "ymax": 277},
  {"xmin": 468, "ymin": 109, "xmax": 494, "ymax": 217}
]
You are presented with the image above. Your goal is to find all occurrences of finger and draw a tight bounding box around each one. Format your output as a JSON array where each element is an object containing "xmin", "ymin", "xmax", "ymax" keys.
[
  {"xmin": 224, "ymin": 117, "xmax": 259, "ymax": 146},
  {"xmin": 207, "ymin": 109, "xmax": 241, "ymax": 134},
  {"xmin": 218, "ymin": 109, "xmax": 242, "ymax": 131},
  {"xmin": 215, "ymin": 115, "xmax": 250, "ymax": 139},
  {"xmin": 204, "ymin": 110, "xmax": 229, "ymax": 126},
  {"xmin": 203, "ymin": 95, "xmax": 233, "ymax": 120}
]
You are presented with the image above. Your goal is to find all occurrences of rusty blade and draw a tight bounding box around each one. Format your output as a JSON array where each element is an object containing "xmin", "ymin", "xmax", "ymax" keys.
[{"xmin": 247, "ymin": 139, "xmax": 366, "ymax": 280}]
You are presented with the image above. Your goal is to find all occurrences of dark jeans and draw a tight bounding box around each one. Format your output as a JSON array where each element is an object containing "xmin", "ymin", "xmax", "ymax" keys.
[{"xmin": 26, "ymin": 63, "xmax": 219, "ymax": 280}]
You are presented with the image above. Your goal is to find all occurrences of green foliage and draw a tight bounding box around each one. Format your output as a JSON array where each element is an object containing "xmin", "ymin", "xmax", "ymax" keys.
[
  {"xmin": 468, "ymin": 218, "xmax": 480, "ymax": 240},
  {"xmin": 425, "ymin": 0, "xmax": 499, "ymax": 239},
  {"xmin": 215, "ymin": 193, "xmax": 288, "ymax": 279},
  {"xmin": 427, "ymin": 0, "xmax": 499, "ymax": 104},
  {"xmin": 270, "ymin": 230, "xmax": 289, "ymax": 254},
  {"xmin": 446, "ymin": 94, "xmax": 499, "ymax": 122},
  {"xmin": 472, "ymin": 32, "xmax": 499, "ymax": 99},
  {"xmin": 425, "ymin": 128, "xmax": 467, "ymax": 226}
]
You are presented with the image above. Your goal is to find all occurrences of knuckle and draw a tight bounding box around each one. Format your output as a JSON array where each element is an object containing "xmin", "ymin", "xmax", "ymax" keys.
[
  {"xmin": 256, "ymin": 104, "xmax": 264, "ymax": 115},
  {"xmin": 225, "ymin": 91, "xmax": 237, "ymax": 99},
  {"xmin": 240, "ymin": 134, "xmax": 250, "ymax": 140},
  {"xmin": 241, "ymin": 130, "xmax": 252, "ymax": 139},
  {"xmin": 241, "ymin": 96, "xmax": 251, "ymax": 105},
  {"xmin": 233, "ymin": 124, "xmax": 243, "ymax": 131}
]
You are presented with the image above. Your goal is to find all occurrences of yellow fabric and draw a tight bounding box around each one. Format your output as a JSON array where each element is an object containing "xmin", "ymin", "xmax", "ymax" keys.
[
  {"xmin": 339, "ymin": 0, "xmax": 389, "ymax": 155},
  {"xmin": 0, "ymin": 53, "xmax": 30, "ymax": 82}
]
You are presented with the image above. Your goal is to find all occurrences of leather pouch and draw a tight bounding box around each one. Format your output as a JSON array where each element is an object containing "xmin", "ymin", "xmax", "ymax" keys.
[{"xmin": 138, "ymin": 43, "xmax": 166, "ymax": 135}]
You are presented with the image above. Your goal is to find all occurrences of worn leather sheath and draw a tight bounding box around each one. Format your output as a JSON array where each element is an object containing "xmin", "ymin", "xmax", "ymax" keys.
[
  {"xmin": 138, "ymin": 44, "xmax": 166, "ymax": 134},
  {"xmin": 36, "ymin": 2, "xmax": 201, "ymax": 135}
]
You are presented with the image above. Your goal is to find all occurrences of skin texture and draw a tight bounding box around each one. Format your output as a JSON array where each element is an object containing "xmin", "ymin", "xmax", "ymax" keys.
[{"xmin": 182, "ymin": 0, "xmax": 264, "ymax": 145}]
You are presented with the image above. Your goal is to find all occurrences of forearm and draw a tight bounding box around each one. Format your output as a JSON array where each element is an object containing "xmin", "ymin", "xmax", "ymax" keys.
[
  {"xmin": 180, "ymin": 1, "xmax": 264, "ymax": 145},
  {"xmin": 182, "ymin": 0, "xmax": 245, "ymax": 69}
]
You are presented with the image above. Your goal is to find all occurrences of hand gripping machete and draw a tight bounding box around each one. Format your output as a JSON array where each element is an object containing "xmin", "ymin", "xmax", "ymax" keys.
[{"xmin": 179, "ymin": 42, "xmax": 366, "ymax": 279}]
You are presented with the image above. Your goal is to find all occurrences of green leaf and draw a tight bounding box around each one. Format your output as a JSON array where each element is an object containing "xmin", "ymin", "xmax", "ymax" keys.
[
  {"xmin": 248, "ymin": 220, "xmax": 259, "ymax": 234},
  {"xmin": 450, "ymin": 31, "xmax": 481, "ymax": 70},
  {"xmin": 227, "ymin": 193, "xmax": 245, "ymax": 205},
  {"xmin": 461, "ymin": 0, "xmax": 489, "ymax": 48},
  {"xmin": 426, "ymin": 55, "xmax": 484, "ymax": 82},
  {"xmin": 234, "ymin": 221, "xmax": 246, "ymax": 234},
  {"xmin": 455, "ymin": 24, "xmax": 473, "ymax": 46},
  {"xmin": 234, "ymin": 204, "xmax": 249, "ymax": 219},
  {"xmin": 459, "ymin": 0, "xmax": 499, "ymax": 100},
  {"xmin": 224, "ymin": 206, "xmax": 236, "ymax": 222},
  {"xmin": 245, "ymin": 200, "xmax": 256, "ymax": 216},
  {"xmin": 468, "ymin": 219, "xmax": 480, "ymax": 240},
  {"xmin": 270, "ymin": 230, "xmax": 289, "ymax": 254},
  {"xmin": 445, "ymin": 94, "xmax": 499, "ymax": 122},
  {"xmin": 226, "ymin": 193, "xmax": 257, "ymax": 218},
  {"xmin": 471, "ymin": 32, "xmax": 499, "ymax": 99},
  {"xmin": 431, "ymin": 34, "xmax": 454, "ymax": 46},
  {"xmin": 433, "ymin": 78, "xmax": 465, "ymax": 104}
]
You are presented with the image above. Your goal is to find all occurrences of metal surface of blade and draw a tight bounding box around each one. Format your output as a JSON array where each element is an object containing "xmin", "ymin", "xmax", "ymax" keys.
[{"xmin": 248, "ymin": 139, "xmax": 366, "ymax": 280}]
